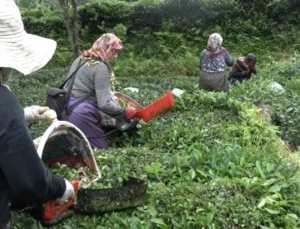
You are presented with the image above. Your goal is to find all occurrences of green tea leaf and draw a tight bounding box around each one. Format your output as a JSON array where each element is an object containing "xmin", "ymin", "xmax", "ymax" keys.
[
  {"xmin": 258, "ymin": 198, "xmax": 266, "ymax": 208},
  {"xmin": 264, "ymin": 208, "xmax": 280, "ymax": 214}
]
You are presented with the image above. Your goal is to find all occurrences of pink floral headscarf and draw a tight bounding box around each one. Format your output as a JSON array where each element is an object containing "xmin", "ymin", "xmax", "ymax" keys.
[{"xmin": 82, "ymin": 33, "xmax": 123, "ymax": 63}]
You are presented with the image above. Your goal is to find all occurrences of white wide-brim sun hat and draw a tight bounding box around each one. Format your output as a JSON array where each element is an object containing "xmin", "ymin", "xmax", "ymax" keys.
[{"xmin": 0, "ymin": 0, "xmax": 56, "ymax": 75}]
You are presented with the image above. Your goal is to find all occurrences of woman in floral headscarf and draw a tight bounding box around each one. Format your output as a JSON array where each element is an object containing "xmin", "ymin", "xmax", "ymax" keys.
[
  {"xmin": 199, "ymin": 33, "xmax": 234, "ymax": 92},
  {"xmin": 64, "ymin": 33, "xmax": 136, "ymax": 149}
]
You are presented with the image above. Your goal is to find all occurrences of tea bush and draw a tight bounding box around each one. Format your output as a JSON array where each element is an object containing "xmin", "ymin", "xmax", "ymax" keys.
[
  {"xmin": 19, "ymin": 0, "xmax": 300, "ymax": 72},
  {"xmin": 10, "ymin": 53, "xmax": 300, "ymax": 228}
]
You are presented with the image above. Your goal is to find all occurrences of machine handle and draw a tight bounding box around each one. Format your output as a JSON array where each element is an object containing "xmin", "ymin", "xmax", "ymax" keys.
[{"xmin": 43, "ymin": 180, "xmax": 79, "ymax": 221}]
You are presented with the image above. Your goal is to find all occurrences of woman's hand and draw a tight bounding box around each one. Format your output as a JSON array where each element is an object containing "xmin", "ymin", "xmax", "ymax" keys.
[
  {"xmin": 242, "ymin": 70, "xmax": 251, "ymax": 77},
  {"xmin": 125, "ymin": 107, "xmax": 137, "ymax": 120},
  {"xmin": 24, "ymin": 106, "xmax": 49, "ymax": 122},
  {"xmin": 55, "ymin": 179, "xmax": 75, "ymax": 204}
]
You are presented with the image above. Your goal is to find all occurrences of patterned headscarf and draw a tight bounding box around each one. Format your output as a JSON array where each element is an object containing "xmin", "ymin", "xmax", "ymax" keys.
[
  {"xmin": 81, "ymin": 33, "xmax": 123, "ymax": 91},
  {"xmin": 206, "ymin": 33, "xmax": 223, "ymax": 53},
  {"xmin": 82, "ymin": 33, "xmax": 123, "ymax": 63}
]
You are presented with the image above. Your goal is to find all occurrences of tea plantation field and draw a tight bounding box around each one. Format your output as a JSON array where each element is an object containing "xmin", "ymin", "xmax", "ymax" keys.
[{"xmin": 11, "ymin": 53, "xmax": 300, "ymax": 229}]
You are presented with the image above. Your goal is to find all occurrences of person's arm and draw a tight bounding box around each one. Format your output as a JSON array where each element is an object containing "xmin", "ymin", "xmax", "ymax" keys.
[
  {"xmin": 0, "ymin": 115, "xmax": 66, "ymax": 204},
  {"xmin": 0, "ymin": 89, "xmax": 66, "ymax": 204},
  {"xmin": 251, "ymin": 65, "xmax": 257, "ymax": 74},
  {"xmin": 199, "ymin": 57, "xmax": 202, "ymax": 70},
  {"xmin": 224, "ymin": 52, "xmax": 234, "ymax": 67},
  {"xmin": 230, "ymin": 64, "xmax": 244, "ymax": 78},
  {"xmin": 229, "ymin": 62, "xmax": 251, "ymax": 78},
  {"xmin": 94, "ymin": 63, "xmax": 126, "ymax": 119},
  {"xmin": 199, "ymin": 52, "xmax": 203, "ymax": 70}
]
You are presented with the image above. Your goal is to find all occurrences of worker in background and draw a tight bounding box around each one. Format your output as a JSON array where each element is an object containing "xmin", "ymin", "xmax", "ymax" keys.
[
  {"xmin": 199, "ymin": 33, "xmax": 234, "ymax": 92},
  {"xmin": 228, "ymin": 53, "xmax": 257, "ymax": 85}
]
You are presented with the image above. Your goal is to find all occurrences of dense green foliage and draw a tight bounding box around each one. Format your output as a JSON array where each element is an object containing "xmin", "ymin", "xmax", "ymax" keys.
[
  {"xmin": 7, "ymin": 0, "xmax": 300, "ymax": 228},
  {"xmin": 19, "ymin": 0, "xmax": 300, "ymax": 76},
  {"xmin": 10, "ymin": 53, "xmax": 300, "ymax": 228}
]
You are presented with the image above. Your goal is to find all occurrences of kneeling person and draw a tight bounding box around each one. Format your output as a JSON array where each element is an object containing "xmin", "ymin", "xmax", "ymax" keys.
[{"xmin": 228, "ymin": 53, "xmax": 257, "ymax": 85}]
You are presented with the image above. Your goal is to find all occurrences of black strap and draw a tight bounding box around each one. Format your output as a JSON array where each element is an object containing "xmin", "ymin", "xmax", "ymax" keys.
[
  {"xmin": 60, "ymin": 60, "xmax": 85, "ymax": 89},
  {"xmin": 64, "ymin": 57, "xmax": 107, "ymax": 114},
  {"xmin": 62, "ymin": 60, "xmax": 85, "ymax": 115}
]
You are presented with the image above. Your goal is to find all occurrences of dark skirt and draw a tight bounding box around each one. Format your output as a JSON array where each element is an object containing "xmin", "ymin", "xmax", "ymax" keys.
[
  {"xmin": 65, "ymin": 97, "xmax": 108, "ymax": 149},
  {"xmin": 199, "ymin": 71, "xmax": 229, "ymax": 92},
  {"xmin": 228, "ymin": 75, "xmax": 251, "ymax": 85}
]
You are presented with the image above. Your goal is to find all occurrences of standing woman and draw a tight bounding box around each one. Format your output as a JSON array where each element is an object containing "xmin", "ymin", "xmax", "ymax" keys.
[
  {"xmin": 65, "ymin": 33, "xmax": 137, "ymax": 149},
  {"xmin": 199, "ymin": 33, "xmax": 234, "ymax": 92},
  {"xmin": 0, "ymin": 1, "xmax": 74, "ymax": 228}
]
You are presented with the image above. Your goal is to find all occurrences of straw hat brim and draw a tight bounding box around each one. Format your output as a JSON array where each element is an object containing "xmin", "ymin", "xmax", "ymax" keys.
[
  {"xmin": 0, "ymin": 33, "xmax": 56, "ymax": 75},
  {"xmin": 0, "ymin": 0, "xmax": 56, "ymax": 75}
]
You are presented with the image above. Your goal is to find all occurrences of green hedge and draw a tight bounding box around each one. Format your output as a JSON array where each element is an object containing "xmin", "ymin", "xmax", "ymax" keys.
[{"xmin": 19, "ymin": 0, "xmax": 300, "ymax": 72}]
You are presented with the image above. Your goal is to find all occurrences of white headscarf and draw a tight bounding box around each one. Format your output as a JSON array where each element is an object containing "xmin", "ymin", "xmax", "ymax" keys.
[{"xmin": 207, "ymin": 33, "xmax": 223, "ymax": 53}]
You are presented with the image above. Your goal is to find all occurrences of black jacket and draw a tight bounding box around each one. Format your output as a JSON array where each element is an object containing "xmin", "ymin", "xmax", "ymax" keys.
[
  {"xmin": 0, "ymin": 85, "xmax": 65, "ymax": 226},
  {"xmin": 228, "ymin": 58, "xmax": 257, "ymax": 84}
]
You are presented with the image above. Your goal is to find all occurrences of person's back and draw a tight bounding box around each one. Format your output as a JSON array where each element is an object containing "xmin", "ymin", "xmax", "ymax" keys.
[
  {"xmin": 0, "ymin": 85, "xmax": 18, "ymax": 227},
  {"xmin": 200, "ymin": 48, "xmax": 233, "ymax": 73},
  {"xmin": 65, "ymin": 56, "xmax": 125, "ymax": 142},
  {"xmin": 0, "ymin": 85, "xmax": 67, "ymax": 226},
  {"xmin": 199, "ymin": 33, "xmax": 233, "ymax": 92},
  {"xmin": 66, "ymin": 56, "xmax": 119, "ymax": 113},
  {"xmin": 62, "ymin": 34, "xmax": 136, "ymax": 149}
]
